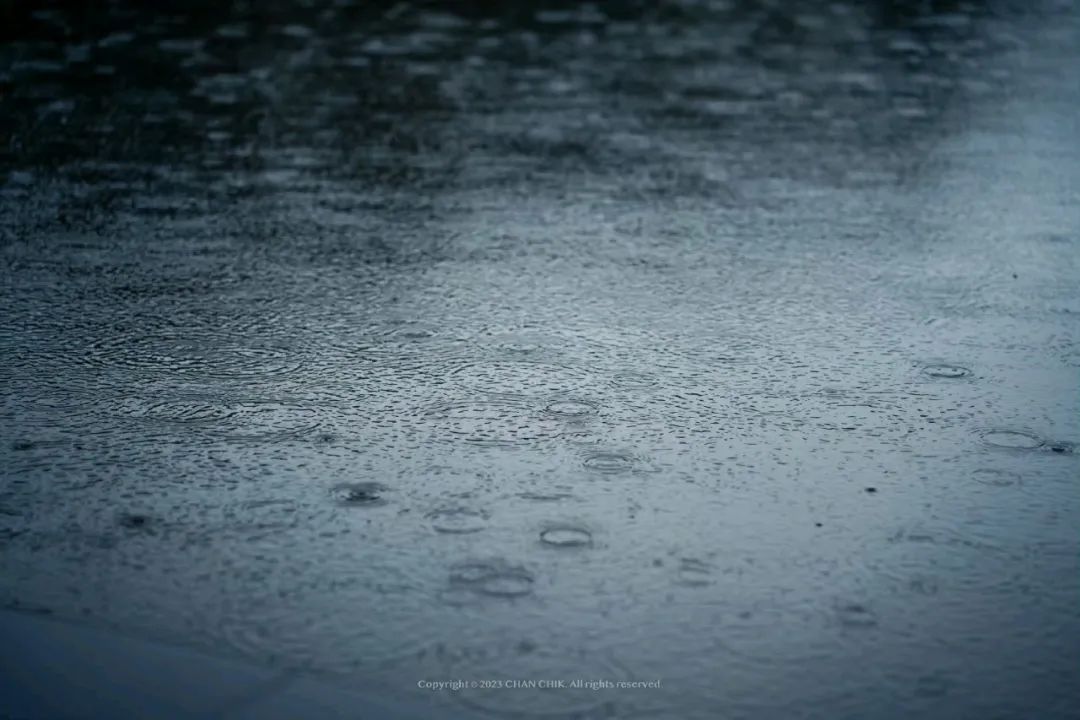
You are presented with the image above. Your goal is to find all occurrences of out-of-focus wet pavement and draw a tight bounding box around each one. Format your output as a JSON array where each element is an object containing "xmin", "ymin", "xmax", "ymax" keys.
[{"xmin": 1, "ymin": 1, "xmax": 1079, "ymax": 718}]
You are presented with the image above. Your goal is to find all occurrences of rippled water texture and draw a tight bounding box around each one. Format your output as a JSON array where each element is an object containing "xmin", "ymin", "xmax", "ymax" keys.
[{"xmin": 2, "ymin": 1, "xmax": 1079, "ymax": 718}]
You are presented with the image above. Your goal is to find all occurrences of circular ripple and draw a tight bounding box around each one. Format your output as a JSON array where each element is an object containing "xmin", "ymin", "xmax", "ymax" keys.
[
  {"xmin": 543, "ymin": 399, "xmax": 598, "ymax": 418},
  {"xmin": 426, "ymin": 507, "xmax": 489, "ymax": 534},
  {"xmin": 480, "ymin": 573, "xmax": 535, "ymax": 598},
  {"xmin": 582, "ymin": 450, "xmax": 638, "ymax": 474},
  {"xmin": 449, "ymin": 562, "xmax": 500, "ymax": 584},
  {"xmin": 479, "ymin": 331, "xmax": 556, "ymax": 357},
  {"xmin": 79, "ymin": 333, "xmax": 302, "ymax": 380},
  {"xmin": 448, "ymin": 646, "xmax": 628, "ymax": 719},
  {"xmin": 971, "ymin": 469, "xmax": 1021, "ymax": 487},
  {"xmin": 444, "ymin": 359, "xmax": 593, "ymax": 396},
  {"xmin": 518, "ymin": 491, "xmax": 576, "ymax": 502},
  {"xmin": 350, "ymin": 320, "xmax": 458, "ymax": 360},
  {"xmin": 424, "ymin": 399, "xmax": 563, "ymax": 447},
  {"xmin": 194, "ymin": 346, "xmax": 302, "ymax": 379},
  {"xmin": 330, "ymin": 482, "xmax": 389, "ymax": 507},
  {"xmin": 117, "ymin": 399, "xmax": 321, "ymax": 441},
  {"xmin": 448, "ymin": 560, "xmax": 535, "ymax": 599},
  {"xmin": 610, "ymin": 370, "xmax": 657, "ymax": 390},
  {"xmin": 220, "ymin": 404, "xmax": 321, "ymax": 441},
  {"xmin": 114, "ymin": 399, "xmax": 236, "ymax": 424},
  {"xmin": 738, "ymin": 395, "xmax": 807, "ymax": 428},
  {"xmin": 539, "ymin": 525, "xmax": 592, "ymax": 548},
  {"xmin": 383, "ymin": 321, "xmax": 441, "ymax": 340},
  {"xmin": 922, "ymin": 364, "xmax": 972, "ymax": 379},
  {"xmin": 981, "ymin": 428, "xmax": 1045, "ymax": 450},
  {"xmin": 863, "ymin": 526, "xmax": 1009, "ymax": 593}
]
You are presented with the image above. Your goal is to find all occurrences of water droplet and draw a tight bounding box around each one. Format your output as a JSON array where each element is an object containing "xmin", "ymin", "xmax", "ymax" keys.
[
  {"xmin": 330, "ymin": 482, "xmax": 388, "ymax": 507},
  {"xmin": 981, "ymin": 429, "xmax": 1045, "ymax": 450},
  {"xmin": 539, "ymin": 526, "xmax": 592, "ymax": 548}
]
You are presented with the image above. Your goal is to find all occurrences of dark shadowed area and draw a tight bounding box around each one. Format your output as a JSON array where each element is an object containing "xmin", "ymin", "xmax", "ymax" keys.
[{"xmin": 1, "ymin": 1, "xmax": 1078, "ymax": 718}]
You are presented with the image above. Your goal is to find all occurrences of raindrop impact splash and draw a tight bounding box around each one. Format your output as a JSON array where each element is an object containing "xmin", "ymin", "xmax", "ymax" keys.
[{"xmin": 330, "ymin": 482, "xmax": 389, "ymax": 507}]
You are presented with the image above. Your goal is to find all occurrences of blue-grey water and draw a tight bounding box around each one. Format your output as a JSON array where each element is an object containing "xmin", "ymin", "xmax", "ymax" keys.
[{"xmin": 1, "ymin": 1, "xmax": 1079, "ymax": 718}]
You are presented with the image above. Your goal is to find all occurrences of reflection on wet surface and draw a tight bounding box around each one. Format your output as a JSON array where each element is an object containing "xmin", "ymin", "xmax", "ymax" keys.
[{"xmin": 2, "ymin": 0, "xmax": 1079, "ymax": 717}]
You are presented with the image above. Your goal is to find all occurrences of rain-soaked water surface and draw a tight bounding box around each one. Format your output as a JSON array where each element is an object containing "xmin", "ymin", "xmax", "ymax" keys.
[{"xmin": 2, "ymin": 1, "xmax": 1079, "ymax": 718}]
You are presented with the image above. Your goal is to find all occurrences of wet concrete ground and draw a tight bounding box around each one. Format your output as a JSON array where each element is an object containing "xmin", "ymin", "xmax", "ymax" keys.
[{"xmin": 2, "ymin": 1, "xmax": 1079, "ymax": 718}]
